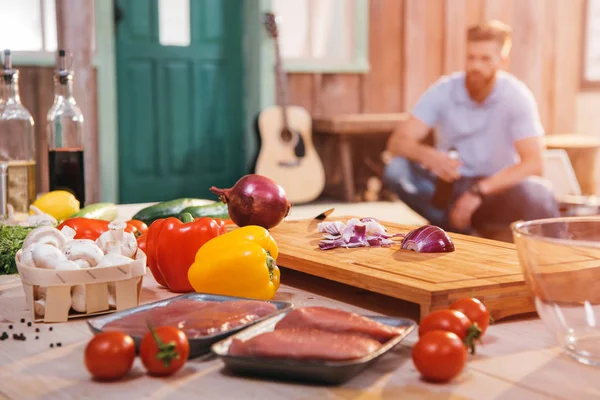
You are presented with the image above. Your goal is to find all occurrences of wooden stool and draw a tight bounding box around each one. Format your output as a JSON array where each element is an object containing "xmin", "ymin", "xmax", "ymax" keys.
[
  {"xmin": 313, "ymin": 113, "xmax": 408, "ymax": 202},
  {"xmin": 544, "ymin": 134, "xmax": 600, "ymax": 195}
]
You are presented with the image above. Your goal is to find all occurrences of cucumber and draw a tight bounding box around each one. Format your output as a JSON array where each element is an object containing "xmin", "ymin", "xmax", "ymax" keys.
[
  {"xmin": 180, "ymin": 202, "xmax": 229, "ymax": 220},
  {"xmin": 132, "ymin": 198, "xmax": 215, "ymax": 226},
  {"xmin": 69, "ymin": 203, "xmax": 118, "ymax": 221}
]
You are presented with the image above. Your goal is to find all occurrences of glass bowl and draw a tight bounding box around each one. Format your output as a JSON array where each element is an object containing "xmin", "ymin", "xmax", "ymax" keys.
[{"xmin": 512, "ymin": 217, "xmax": 600, "ymax": 366}]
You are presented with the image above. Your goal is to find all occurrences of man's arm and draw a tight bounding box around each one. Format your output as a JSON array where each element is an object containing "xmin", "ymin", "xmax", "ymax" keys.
[
  {"xmin": 386, "ymin": 116, "xmax": 461, "ymax": 182},
  {"xmin": 477, "ymin": 136, "xmax": 544, "ymax": 196},
  {"xmin": 386, "ymin": 115, "xmax": 434, "ymax": 163}
]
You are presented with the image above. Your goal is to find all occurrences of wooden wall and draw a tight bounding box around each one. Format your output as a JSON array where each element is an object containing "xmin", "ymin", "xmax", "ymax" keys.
[
  {"xmin": 288, "ymin": 0, "xmax": 584, "ymax": 133},
  {"xmin": 285, "ymin": 0, "xmax": 585, "ymax": 199},
  {"xmin": 16, "ymin": 66, "xmax": 98, "ymax": 201}
]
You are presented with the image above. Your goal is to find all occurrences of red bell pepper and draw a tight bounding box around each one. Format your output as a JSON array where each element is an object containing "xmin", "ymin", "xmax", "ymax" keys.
[
  {"xmin": 137, "ymin": 233, "xmax": 148, "ymax": 266},
  {"xmin": 57, "ymin": 218, "xmax": 148, "ymax": 240},
  {"xmin": 145, "ymin": 214, "xmax": 227, "ymax": 293}
]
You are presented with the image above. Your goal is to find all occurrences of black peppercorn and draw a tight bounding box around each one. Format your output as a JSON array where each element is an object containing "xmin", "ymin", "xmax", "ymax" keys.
[
  {"xmin": 50, "ymin": 343, "xmax": 54, "ymax": 348},
  {"xmin": 8, "ymin": 325, "xmax": 13, "ymax": 329},
  {"xmin": 35, "ymin": 328, "xmax": 40, "ymax": 333},
  {"xmin": 20, "ymin": 318, "xmax": 25, "ymax": 323},
  {"xmin": 27, "ymin": 322, "xmax": 32, "ymax": 327},
  {"xmin": 56, "ymin": 342, "xmax": 62, "ymax": 347},
  {"xmin": 35, "ymin": 336, "xmax": 39, "ymax": 340},
  {"xmin": 12, "ymin": 334, "xmax": 18, "ymax": 340},
  {"xmin": 49, "ymin": 327, "xmax": 53, "ymax": 331}
]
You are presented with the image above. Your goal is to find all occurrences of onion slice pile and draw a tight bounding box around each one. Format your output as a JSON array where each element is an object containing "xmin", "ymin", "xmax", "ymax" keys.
[
  {"xmin": 400, "ymin": 225, "xmax": 455, "ymax": 253},
  {"xmin": 317, "ymin": 218, "xmax": 403, "ymax": 250}
]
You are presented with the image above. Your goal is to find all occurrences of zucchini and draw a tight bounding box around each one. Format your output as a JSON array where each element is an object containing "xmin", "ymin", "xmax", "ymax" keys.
[
  {"xmin": 132, "ymin": 198, "xmax": 214, "ymax": 226},
  {"xmin": 180, "ymin": 202, "xmax": 229, "ymax": 220},
  {"xmin": 69, "ymin": 203, "xmax": 118, "ymax": 221}
]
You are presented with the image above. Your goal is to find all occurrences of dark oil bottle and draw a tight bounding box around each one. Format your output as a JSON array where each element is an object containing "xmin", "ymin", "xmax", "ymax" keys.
[
  {"xmin": 46, "ymin": 50, "xmax": 86, "ymax": 206},
  {"xmin": 48, "ymin": 149, "xmax": 85, "ymax": 206}
]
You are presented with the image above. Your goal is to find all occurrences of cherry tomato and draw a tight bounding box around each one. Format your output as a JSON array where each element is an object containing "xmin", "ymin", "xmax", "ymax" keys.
[
  {"xmin": 126, "ymin": 220, "xmax": 149, "ymax": 237},
  {"xmin": 419, "ymin": 309, "xmax": 481, "ymax": 353},
  {"xmin": 137, "ymin": 234, "xmax": 148, "ymax": 265},
  {"xmin": 84, "ymin": 332, "xmax": 136, "ymax": 381},
  {"xmin": 450, "ymin": 298, "xmax": 490, "ymax": 335},
  {"xmin": 140, "ymin": 326, "xmax": 189, "ymax": 376},
  {"xmin": 412, "ymin": 330, "xmax": 467, "ymax": 383}
]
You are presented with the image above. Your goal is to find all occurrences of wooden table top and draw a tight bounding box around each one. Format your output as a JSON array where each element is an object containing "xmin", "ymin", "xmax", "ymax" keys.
[
  {"xmin": 313, "ymin": 113, "xmax": 409, "ymax": 135},
  {"xmin": 544, "ymin": 134, "xmax": 600, "ymax": 149},
  {"xmin": 1, "ymin": 269, "xmax": 597, "ymax": 399}
]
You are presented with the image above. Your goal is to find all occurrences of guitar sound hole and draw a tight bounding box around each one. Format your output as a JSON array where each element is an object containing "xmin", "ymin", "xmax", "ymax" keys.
[{"xmin": 281, "ymin": 128, "xmax": 293, "ymax": 143}]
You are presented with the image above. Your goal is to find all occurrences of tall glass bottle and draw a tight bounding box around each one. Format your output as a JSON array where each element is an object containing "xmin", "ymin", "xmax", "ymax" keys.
[
  {"xmin": 0, "ymin": 50, "xmax": 37, "ymax": 214},
  {"xmin": 47, "ymin": 49, "xmax": 85, "ymax": 206}
]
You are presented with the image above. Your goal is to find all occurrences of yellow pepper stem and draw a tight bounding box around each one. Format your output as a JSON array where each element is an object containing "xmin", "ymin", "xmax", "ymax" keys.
[{"xmin": 266, "ymin": 251, "xmax": 276, "ymax": 280}]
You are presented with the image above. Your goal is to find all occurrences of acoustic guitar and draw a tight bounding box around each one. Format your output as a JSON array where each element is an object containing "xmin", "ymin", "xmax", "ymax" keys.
[{"xmin": 254, "ymin": 12, "xmax": 326, "ymax": 204}]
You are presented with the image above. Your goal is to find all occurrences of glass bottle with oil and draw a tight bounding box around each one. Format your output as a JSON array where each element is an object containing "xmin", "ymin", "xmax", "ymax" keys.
[
  {"xmin": 0, "ymin": 50, "xmax": 36, "ymax": 214},
  {"xmin": 47, "ymin": 50, "xmax": 85, "ymax": 206}
]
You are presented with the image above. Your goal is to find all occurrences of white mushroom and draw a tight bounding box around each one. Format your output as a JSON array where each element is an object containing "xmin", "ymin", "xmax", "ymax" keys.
[
  {"xmin": 63, "ymin": 239, "xmax": 104, "ymax": 269},
  {"xmin": 96, "ymin": 220, "xmax": 137, "ymax": 258},
  {"xmin": 96, "ymin": 242, "xmax": 135, "ymax": 308},
  {"xmin": 71, "ymin": 284, "xmax": 87, "ymax": 313},
  {"xmin": 32, "ymin": 243, "xmax": 68, "ymax": 269},
  {"xmin": 22, "ymin": 226, "xmax": 68, "ymax": 250},
  {"xmin": 24, "ymin": 205, "xmax": 58, "ymax": 227},
  {"xmin": 34, "ymin": 260, "xmax": 79, "ymax": 317},
  {"xmin": 60, "ymin": 225, "xmax": 77, "ymax": 241},
  {"xmin": 19, "ymin": 243, "xmax": 37, "ymax": 268}
]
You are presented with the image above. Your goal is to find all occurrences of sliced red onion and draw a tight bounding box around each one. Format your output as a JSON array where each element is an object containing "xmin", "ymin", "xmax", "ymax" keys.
[
  {"xmin": 360, "ymin": 217, "xmax": 380, "ymax": 223},
  {"xmin": 318, "ymin": 217, "xmax": 403, "ymax": 250},
  {"xmin": 400, "ymin": 225, "xmax": 455, "ymax": 253},
  {"xmin": 318, "ymin": 221, "xmax": 345, "ymax": 236}
]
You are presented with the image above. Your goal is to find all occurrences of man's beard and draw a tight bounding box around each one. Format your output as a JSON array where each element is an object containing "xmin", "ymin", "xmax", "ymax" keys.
[{"xmin": 465, "ymin": 70, "xmax": 495, "ymax": 96}]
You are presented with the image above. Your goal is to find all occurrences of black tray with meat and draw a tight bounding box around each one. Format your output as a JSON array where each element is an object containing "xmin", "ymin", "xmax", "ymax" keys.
[
  {"xmin": 211, "ymin": 306, "xmax": 417, "ymax": 385},
  {"xmin": 86, "ymin": 293, "xmax": 293, "ymax": 358}
]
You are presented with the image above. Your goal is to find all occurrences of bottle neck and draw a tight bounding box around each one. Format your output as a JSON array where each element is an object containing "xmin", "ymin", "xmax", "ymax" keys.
[
  {"xmin": 1, "ymin": 78, "xmax": 21, "ymax": 104},
  {"xmin": 54, "ymin": 80, "xmax": 74, "ymax": 100}
]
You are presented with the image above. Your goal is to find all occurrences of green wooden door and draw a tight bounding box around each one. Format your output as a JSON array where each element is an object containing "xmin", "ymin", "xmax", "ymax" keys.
[{"xmin": 115, "ymin": 0, "xmax": 245, "ymax": 203}]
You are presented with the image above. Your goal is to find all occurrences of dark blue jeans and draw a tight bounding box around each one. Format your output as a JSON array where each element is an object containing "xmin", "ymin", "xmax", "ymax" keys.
[{"xmin": 383, "ymin": 157, "xmax": 560, "ymax": 234}]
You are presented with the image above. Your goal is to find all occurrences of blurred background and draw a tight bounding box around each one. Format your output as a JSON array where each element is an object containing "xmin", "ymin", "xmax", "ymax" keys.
[{"xmin": 0, "ymin": 0, "xmax": 597, "ymax": 208}]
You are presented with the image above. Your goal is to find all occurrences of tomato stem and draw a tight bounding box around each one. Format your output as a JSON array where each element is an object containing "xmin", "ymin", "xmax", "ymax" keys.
[
  {"xmin": 464, "ymin": 323, "xmax": 483, "ymax": 354},
  {"xmin": 147, "ymin": 322, "xmax": 180, "ymax": 368}
]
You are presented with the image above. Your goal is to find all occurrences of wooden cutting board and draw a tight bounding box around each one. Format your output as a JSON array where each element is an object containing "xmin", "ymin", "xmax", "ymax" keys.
[{"xmin": 270, "ymin": 217, "xmax": 535, "ymax": 321}]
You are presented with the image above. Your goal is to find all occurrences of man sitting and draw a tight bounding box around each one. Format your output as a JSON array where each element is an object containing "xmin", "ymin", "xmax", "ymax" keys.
[{"xmin": 384, "ymin": 20, "xmax": 559, "ymax": 235}]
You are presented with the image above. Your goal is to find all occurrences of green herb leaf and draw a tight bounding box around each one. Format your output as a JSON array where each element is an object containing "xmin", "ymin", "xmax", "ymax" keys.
[{"xmin": 0, "ymin": 224, "xmax": 35, "ymax": 275}]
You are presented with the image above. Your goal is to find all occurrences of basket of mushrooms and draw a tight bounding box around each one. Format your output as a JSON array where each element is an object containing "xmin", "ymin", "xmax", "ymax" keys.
[{"xmin": 15, "ymin": 220, "xmax": 147, "ymax": 323}]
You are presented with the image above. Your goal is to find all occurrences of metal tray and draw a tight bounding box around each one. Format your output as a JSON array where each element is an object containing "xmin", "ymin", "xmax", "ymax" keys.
[
  {"xmin": 211, "ymin": 311, "xmax": 416, "ymax": 385},
  {"xmin": 87, "ymin": 293, "xmax": 293, "ymax": 358}
]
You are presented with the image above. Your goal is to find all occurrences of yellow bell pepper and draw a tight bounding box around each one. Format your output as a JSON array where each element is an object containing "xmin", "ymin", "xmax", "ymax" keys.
[{"xmin": 187, "ymin": 225, "xmax": 281, "ymax": 300}]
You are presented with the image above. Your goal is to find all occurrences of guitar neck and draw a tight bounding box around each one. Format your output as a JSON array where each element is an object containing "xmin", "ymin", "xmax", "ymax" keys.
[{"xmin": 273, "ymin": 36, "xmax": 290, "ymax": 130}]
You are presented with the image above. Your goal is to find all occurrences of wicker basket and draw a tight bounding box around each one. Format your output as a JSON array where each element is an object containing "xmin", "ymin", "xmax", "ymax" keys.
[{"xmin": 15, "ymin": 248, "xmax": 147, "ymax": 323}]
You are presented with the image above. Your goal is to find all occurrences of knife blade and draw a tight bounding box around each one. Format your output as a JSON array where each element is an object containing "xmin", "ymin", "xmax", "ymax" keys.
[{"xmin": 308, "ymin": 208, "xmax": 335, "ymax": 231}]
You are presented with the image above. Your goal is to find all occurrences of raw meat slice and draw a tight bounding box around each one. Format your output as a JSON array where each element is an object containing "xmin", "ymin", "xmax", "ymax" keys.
[
  {"xmin": 103, "ymin": 299, "xmax": 277, "ymax": 338},
  {"xmin": 274, "ymin": 307, "xmax": 403, "ymax": 343},
  {"xmin": 228, "ymin": 328, "xmax": 381, "ymax": 361}
]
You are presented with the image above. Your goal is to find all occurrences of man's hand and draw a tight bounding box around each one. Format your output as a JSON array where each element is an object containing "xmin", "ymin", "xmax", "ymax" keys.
[
  {"xmin": 420, "ymin": 149, "xmax": 462, "ymax": 182},
  {"xmin": 449, "ymin": 191, "xmax": 482, "ymax": 230}
]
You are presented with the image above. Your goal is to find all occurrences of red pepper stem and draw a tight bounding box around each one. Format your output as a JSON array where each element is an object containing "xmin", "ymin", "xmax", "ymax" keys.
[
  {"xmin": 179, "ymin": 212, "xmax": 194, "ymax": 224},
  {"xmin": 147, "ymin": 322, "xmax": 180, "ymax": 368}
]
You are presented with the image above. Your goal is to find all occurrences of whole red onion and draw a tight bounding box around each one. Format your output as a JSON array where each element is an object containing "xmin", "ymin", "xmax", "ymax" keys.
[{"xmin": 210, "ymin": 174, "xmax": 291, "ymax": 229}]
